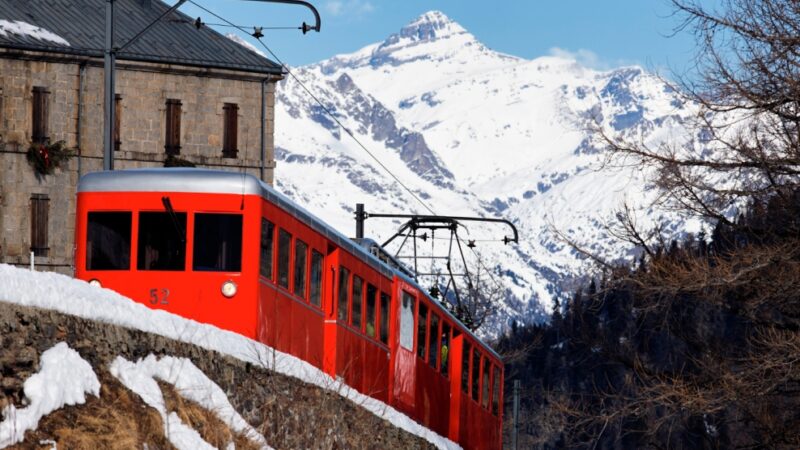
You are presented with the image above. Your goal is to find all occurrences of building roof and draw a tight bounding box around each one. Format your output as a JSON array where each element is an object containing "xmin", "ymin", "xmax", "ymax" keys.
[{"xmin": 0, "ymin": 0, "xmax": 282, "ymax": 75}]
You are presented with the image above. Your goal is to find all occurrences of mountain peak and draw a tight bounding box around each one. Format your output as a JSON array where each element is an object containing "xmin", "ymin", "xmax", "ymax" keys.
[{"xmin": 398, "ymin": 10, "xmax": 467, "ymax": 42}]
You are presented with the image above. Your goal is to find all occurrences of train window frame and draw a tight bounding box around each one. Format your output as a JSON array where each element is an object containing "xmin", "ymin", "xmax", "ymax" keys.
[
  {"xmin": 277, "ymin": 229, "xmax": 291, "ymax": 289},
  {"xmin": 136, "ymin": 211, "xmax": 186, "ymax": 271},
  {"xmin": 399, "ymin": 291, "xmax": 415, "ymax": 351},
  {"xmin": 416, "ymin": 301, "xmax": 428, "ymax": 359},
  {"xmin": 192, "ymin": 213, "xmax": 243, "ymax": 272},
  {"xmin": 86, "ymin": 211, "xmax": 132, "ymax": 271},
  {"xmin": 351, "ymin": 275, "xmax": 363, "ymax": 330},
  {"xmin": 440, "ymin": 322, "xmax": 451, "ymax": 377},
  {"xmin": 471, "ymin": 348, "xmax": 481, "ymax": 402},
  {"xmin": 492, "ymin": 365, "xmax": 501, "ymax": 416},
  {"xmin": 309, "ymin": 249, "xmax": 323, "ymax": 307},
  {"xmin": 294, "ymin": 239, "xmax": 308, "ymax": 299},
  {"xmin": 482, "ymin": 357, "xmax": 490, "ymax": 409},
  {"xmin": 337, "ymin": 266, "xmax": 350, "ymax": 323},
  {"xmin": 428, "ymin": 313, "xmax": 440, "ymax": 370},
  {"xmin": 365, "ymin": 284, "xmax": 377, "ymax": 338},
  {"xmin": 260, "ymin": 219, "xmax": 275, "ymax": 280},
  {"xmin": 379, "ymin": 291, "xmax": 390, "ymax": 345}
]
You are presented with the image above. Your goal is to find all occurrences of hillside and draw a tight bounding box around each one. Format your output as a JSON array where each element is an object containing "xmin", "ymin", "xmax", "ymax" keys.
[
  {"xmin": 266, "ymin": 11, "xmax": 709, "ymax": 336},
  {"xmin": 0, "ymin": 265, "xmax": 454, "ymax": 449}
]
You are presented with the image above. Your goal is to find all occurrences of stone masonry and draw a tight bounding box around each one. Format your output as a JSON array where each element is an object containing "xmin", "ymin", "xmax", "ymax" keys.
[{"xmin": 0, "ymin": 49, "xmax": 281, "ymax": 274}]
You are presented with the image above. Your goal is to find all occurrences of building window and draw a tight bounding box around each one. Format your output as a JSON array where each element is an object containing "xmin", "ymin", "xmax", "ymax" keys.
[
  {"xmin": 32, "ymin": 87, "xmax": 50, "ymax": 144},
  {"xmin": 222, "ymin": 103, "xmax": 238, "ymax": 158},
  {"xmin": 114, "ymin": 94, "xmax": 122, "ymax": 151},
  {"xmin": 165, "ymin": 99, "xmax": 182, "ymax": 155},
  {"xmin": 30, "ymin": 194, "xmax": 49, "ymax": 257}
]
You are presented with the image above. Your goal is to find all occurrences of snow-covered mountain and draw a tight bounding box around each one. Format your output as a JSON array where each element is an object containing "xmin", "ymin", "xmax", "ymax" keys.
[{"xmin": 269, "ymin": 11, "xmax": 702, "ymax": 337}]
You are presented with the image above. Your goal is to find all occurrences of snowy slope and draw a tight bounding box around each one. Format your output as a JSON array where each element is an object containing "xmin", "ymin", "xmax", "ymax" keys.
[
  {"xmin": 0, "ymin": 264, "xmax": 460, "ymax": 450},
  {"xmin": 267, "ymin": 11, "xmax": 706, "ymax": 336}
]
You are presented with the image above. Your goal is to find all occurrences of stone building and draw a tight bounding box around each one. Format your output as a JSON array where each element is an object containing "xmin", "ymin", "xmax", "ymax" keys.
[{"xmin": 0, "ymin": 0, "xmax": 283, "ymax": 273}]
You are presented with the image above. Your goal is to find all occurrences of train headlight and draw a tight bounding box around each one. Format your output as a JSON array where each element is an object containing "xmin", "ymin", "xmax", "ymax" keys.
[
  {"xmin": 221, "ymin": 280, "xmax": 237, "ymax": 298},
  {"xmin": 88, "ymin": 279, "xmax": 102, "ymax": 288}
]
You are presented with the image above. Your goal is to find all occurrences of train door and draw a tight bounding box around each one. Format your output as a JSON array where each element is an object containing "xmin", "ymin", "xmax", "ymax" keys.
[
  {"xmin": 392, "ymin": 280, "xmax": 418, "ymax": 414},
  {"xmin": 322, "ymin": 246, "xmax": 340, "ymax": 378}
]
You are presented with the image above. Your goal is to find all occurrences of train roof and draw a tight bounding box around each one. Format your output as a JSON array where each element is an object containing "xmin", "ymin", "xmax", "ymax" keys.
[{"xmin": 78, "ymin": 168, "xmax": 502, "ymax": 361}]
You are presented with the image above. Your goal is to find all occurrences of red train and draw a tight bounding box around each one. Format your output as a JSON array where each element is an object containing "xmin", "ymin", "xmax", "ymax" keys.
[{"xmin": 74, "ymin": 168, "xmax": 503, "ymax": 449}]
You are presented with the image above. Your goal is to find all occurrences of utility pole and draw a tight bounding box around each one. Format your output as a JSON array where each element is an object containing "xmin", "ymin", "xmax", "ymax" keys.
[
  {"xmin": 102, "ymin": 0, "xmax": 321, "ymax": 171},
  {"xmin": 103, "ymin": 0, "xmax": 115, "ymax": 171}
]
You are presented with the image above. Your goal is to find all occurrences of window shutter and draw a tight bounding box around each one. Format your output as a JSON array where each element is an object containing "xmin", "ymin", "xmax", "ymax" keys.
[
  {"xmin": 222, "ymin": 103, "xmax": 238, "ymax": 158},
  {"xmin": 30, "ymin": 194, "xmax": 49, "ymax": 257},
  {"xmin": 165, "ymin": 99, "xmax": 182, "ymax": 155},
  {"xmin": 114, "ymin": 94, "xmax": 122, "ymax": 151},
  {"xmin": 32, "ymin": 87, "xmax": 50, "ymax": 144}
]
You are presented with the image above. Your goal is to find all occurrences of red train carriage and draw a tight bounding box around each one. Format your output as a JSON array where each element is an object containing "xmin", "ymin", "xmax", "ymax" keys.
[{"xmin": 74, "ymin": 168, "xmax": 503, "ymax": 449}]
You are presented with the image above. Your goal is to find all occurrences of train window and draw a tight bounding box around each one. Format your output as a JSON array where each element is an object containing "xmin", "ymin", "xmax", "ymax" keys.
[
  {"xmin": 428, "ymin": 314, "xmax": 439, "ymax": 369},
  {"xmin": 399, "ymin": 291, "xmax": 415, "ymax": 350},
  {"xmin": 86, "ymin": 212, "xmax": 132, "ymax": 270},
  {"xmin": 440, "ymin": 323, "xmax": 451, "ymax": 377},
  {"xmin": 461, "ymin": 343, "xmax": 470, "ymax": 394},
  {"xmin": 352, "ymin": 276, "xmax": 363, "ymax": 329},
  {"xmin": 416, "ymin": 302, "xmax": 428, "ymax": 359},
  {"xmin": 294, "ymin": 240, "xmax": 308, "ymax": 298},
  {"xmin": 492, "ymin": 366, "xmax": 500, "ymax": 416},
  {"xmin": 260, "ymin": 219, "xmax": 274, "ymax": 280},
  {"xmin": 365, "ymin": 284, "xmax": 377, "ymax": 338},
  {"xmin": 379, "ymin": 292, "xmax": 390, "ymax": 344},
  {"xmin": 193, "ymin": 213, "xmax": 242, "ymax": 272},
  {"xmin": 137, "ymin": 212, "xmax": 186, "ymax": 271},
  {"xmin": 482, "ymin": 357, "xmax": 490, "ymax": 409},
  {"xmin": 310, "ymin": 250, "xmax": 323, "ymax": 307},
  {"xmin": 277, "ymin": 229, "xmax": 291, "ymax": 288},
  {"xmin": 337, "ymin": 267, "xmax": 350, "ymax": 322},
  {"xmin": 471, "ymin": 350, "xmax": 481, "ymax": 402}
]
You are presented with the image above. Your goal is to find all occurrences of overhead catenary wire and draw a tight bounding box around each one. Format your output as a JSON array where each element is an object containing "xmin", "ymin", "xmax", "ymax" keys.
[
  {"xmin": 187, "ymin": 0, "xmax": 436, "ymax": 216},
  {"xmin": 188, "ymin": 0, "xmax": 508, "ymax": 295}
]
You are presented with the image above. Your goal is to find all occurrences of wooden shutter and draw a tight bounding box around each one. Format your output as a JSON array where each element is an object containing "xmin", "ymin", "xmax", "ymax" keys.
[
  {"xmin": 114, "ymin": 94, "xmax": 122, "ymax": 151},
  {"xmin": 222, "ymin": 103, "xmax": 238, "ymax": 158},
  {"xmin": 165, "ymin": 99, "xmax": 182, "ymax": 155},
  {"xmin": 30, "ymin": 194, "xmax": 49, "ymax": 257},
  {"xmin": 32, "ymin": 87, "xmax": 50, "ymax": 144}
]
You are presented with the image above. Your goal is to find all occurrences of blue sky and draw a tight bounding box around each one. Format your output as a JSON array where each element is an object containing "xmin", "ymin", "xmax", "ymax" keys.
[{"xmin": 180, "ymin": 0, "xmax": 700, "ymax": 73}]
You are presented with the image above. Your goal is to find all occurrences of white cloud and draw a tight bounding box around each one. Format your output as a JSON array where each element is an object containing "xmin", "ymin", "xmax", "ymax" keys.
[
  {"xmin": 324, "ymin": 0, "xmax": 375, "ymax": 17},
  {"xmin": 548, "ymin": 47, "xmax": 605, "ymax": 69}
]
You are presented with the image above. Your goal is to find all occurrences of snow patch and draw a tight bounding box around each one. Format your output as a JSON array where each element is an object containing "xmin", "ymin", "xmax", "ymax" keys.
[
  {"xmin": 225, "ymin": 33, "xmax": 267, "ymax": 59},
  {"xmin": 0, "ymin": 342, "xmax": 99, "ymax": 448},
  {"xmin": 109, "ymin": 354, "xmax": 271, "ymax": 450},
  {"xmin": 0, "ymin": 20, "xmax": 70, "ymax": 46}
]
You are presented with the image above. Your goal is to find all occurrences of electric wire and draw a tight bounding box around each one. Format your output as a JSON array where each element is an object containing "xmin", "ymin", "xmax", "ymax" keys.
[
  {"xmin": 187, "ymin": 0, "xmax": 436, "ymax": 216},
  {"xmin": 188, "ymin": 0, "xmax": 508, "ymax": 296}
]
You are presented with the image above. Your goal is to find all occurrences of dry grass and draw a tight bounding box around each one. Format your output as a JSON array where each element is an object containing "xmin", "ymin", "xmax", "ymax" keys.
[
  {"xmin": 158, "ymin": 381, "xmax": 261, "ymax": 450},
  {"xmin": 9, "ymin": 370, "xmax": 174, "ymax": 450},
  {"xmin": 7, "ymin": 370, "xmax": 261, "ymax": 450}
]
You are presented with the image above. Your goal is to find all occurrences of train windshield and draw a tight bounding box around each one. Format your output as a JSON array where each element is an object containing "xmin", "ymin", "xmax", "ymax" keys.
[
  {"xmin": 193, "ymin": 213, "xmax": 242, "ymax": 272},
  {"xmin": 138, "ymin": 212, "xmax": 186, "ymax": 271},
  {"xmin": 86, "ymin": 211, "xmax": 132, "ymax": 270}
]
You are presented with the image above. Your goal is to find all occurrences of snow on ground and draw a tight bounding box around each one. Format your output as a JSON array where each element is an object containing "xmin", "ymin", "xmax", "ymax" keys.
[
  {"xmin": 0, "ymin": 20, "xmax": 70, "ymax": 46},
  {"xmin": 0, "ymin": 264, "xmax": 461, "ymax": 450},
  {"xmin": 0, "ymin": 342, "xmax": 100, "ymax": 448},
  {"xmin": 110, "ymin": 354, "xmax": 271, "ymax": 450}
]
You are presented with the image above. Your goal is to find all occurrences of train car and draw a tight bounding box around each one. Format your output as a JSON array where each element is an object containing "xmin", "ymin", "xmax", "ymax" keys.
[{"xmin": 74, "ymin": 168, "xmax": 503, "ymax": 449}]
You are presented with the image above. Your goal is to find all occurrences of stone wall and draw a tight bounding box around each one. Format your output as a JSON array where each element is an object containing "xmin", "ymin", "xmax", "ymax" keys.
[
  {"xmin": 0, "ymin": 50, "xmax": 280, "ymax": 273},
  {"xmin": 0, "ymin": 302, "xmax": 436, "ymax": 449}
]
